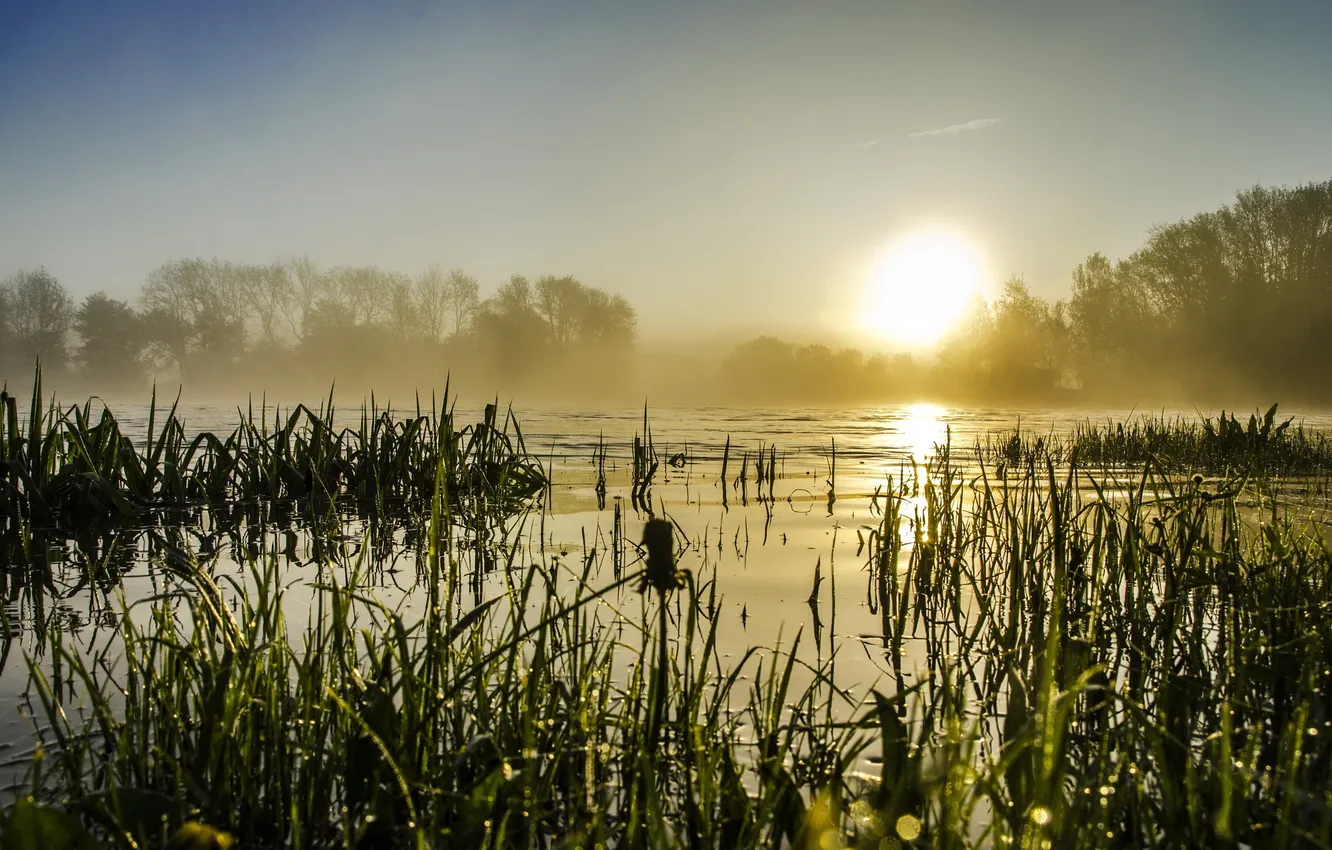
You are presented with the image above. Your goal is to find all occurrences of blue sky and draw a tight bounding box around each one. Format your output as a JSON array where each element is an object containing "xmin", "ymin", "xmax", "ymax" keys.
[{"xmin": 3, "ymin": 0, "xmax": 1331, "ymax": 341}]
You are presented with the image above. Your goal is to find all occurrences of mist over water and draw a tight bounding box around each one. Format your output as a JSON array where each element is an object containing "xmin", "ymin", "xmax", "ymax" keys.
[
  {"xmin": 8, "ymin": 180, "xmax": 1332, "ymax": 410},
  {"xmin": 5, "ymin": 3, "xmax": 1332, "ymax": 845}
]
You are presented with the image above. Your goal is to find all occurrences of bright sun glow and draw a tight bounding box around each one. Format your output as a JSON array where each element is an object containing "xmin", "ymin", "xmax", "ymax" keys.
[{"xmin": 863, "ymin": 229, "xmax": 987, "ymax": 347}]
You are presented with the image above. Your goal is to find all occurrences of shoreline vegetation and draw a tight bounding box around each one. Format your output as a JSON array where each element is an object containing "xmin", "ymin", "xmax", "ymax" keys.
[
  {"xmin": 6, "ymin": 179, "xmax": 1332, "ymax": 408},
  {"xmin": 2, "ymin": 386, "xmax": 1332, "ymax": 846}
]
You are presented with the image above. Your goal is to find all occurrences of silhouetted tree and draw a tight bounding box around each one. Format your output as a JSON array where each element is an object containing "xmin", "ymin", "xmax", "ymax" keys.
[
  {"xmin": 446, "ymin": 269, "xmax": 480, "ymax": 338},
  {"xmin": 282, "ymin": 256, "xmax": 324, "ymax": 342},
  {"xmin": 529, "ymin": 275, "xmax": 635, "ymax": 350},
  {"xmin": 935, "ymin": 279, "xmax": 1069, "ymax": 399},
  {"xmin": 413, "ymin": 267, "xmax": 480, "ymax": 341},
  {"xmin": 475, "ymin": 276, "xmax": 547, "ymax": 377},
  {"xmin": 323, "ymin": 266, "xmax": 392, "ymax": 327},
  {"xmin": 385, "ymin": 272, "xmax": 419, "ymax": 339},
  {"xmin": 937, "ymin": 297, "xmax": 993, "ymax": 384},
  {"xmin": 141, "ymin": 259, "xmax": 247, "ymax": 380},
  {"xmin": 577, "ymin": 288, "xmax": 636, "ymax": 348},
  {"xmin": 300, "ymin": 301, "xmax": 357, "ymax": 340},
  {"xmin": 1068, "ymin": 252, "xmax": 1157, "ymax": 394},
  {"xmin": 141, "ymin": 260, "xmax": 202, "ymax": 378},
  {"xmin": 535, "ymin": 275, "xmax": 583, "ymax": 346},
  {"xmin": 1066, "ymin": 180, "xmax": 1332, "ymax": 400},
  {"xmin": 415, "ymin": 265, "xmax": 450, "ymax": 343},
  {"xmin": 1, "ymin": 267, "xmax": 73, "ymax": 370},
  {"xmin": 75, "ymin": 292, "xmax": 145, "ymax": 389},
  {"xmin": 989, "ymin": 278, "xmax": 1067, "ymax": 390},
  {"xmin": 0, "ymin": 283, "xmax": 10, "ymax": 369},
  {"xmin": 241, "ymin": 262, "xmax": 294, "ymax": 346}
]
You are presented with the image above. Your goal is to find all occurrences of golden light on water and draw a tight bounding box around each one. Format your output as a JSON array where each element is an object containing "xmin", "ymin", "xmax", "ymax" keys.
[
  {"xmin": 899, "ymin": 402, "xmax": 948, "ymax": 463},
  {"xmin": 862, "ymin": 229, "xmax": 988, "ymax": 347}
]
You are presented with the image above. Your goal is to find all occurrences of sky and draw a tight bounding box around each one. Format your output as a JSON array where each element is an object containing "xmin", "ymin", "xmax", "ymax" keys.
[{"xmin": 2, "ymin": 0, "xmax": 1331, "ymax": 344}]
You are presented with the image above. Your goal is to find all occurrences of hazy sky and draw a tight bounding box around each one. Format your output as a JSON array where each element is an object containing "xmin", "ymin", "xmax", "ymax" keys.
[{"xmin": 3, "ymin": 0, "xmax": 1331, "ymax": 343}]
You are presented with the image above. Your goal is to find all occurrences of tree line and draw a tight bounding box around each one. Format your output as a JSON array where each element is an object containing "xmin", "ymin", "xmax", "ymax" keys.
[
  {"xmin": 1062, "ymin": 180, "xmax": 1332, "ymax": 400},
  {"xmin": 0, "ymin": 260, "xmax": 636, "ymax": 395},
  {"xmin": 968, "ymin": 179, "xmax": 1332, "ymax": 402},
  {"xmin": 6, "ymin": 179, "xmax": 1331, "ymax": 404},
  {"xmin": 721, "ymin": 180, "xmax": 1332, "ymax": 404}
]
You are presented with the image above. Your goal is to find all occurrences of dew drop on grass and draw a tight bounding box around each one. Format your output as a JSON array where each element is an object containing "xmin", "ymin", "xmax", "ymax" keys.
[{"xmin": 895, "ymin": 814, "xmax": 921, "ymax": 841}]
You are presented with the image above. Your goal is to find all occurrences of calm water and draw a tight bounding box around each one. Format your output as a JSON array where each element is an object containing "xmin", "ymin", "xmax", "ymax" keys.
[{"xmin": 5, "ymin": 401, "xmax": 1331, "ymax": 774}]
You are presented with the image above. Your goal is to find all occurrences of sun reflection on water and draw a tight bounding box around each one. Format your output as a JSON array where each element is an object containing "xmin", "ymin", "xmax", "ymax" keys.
[{"xmin": 898, "ymin": 403, "xmax": 948, "ymax": 463}]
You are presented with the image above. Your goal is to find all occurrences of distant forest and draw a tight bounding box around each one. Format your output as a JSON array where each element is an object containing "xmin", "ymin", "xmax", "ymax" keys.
[
  {"xmin": 0, "ymin": 263, "xmax": 636, "ymax": 398},
  {"xmin": 4, "ymin": 179, "xmax": 1332, "ymax": 405}
]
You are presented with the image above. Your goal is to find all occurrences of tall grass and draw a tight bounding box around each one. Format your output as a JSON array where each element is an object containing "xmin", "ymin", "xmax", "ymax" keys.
[
  {"xmin": 855, "ymin": 442, "xmax": 1332, "ymax": 847},
  {"xmin": 0, "ymin": 372, "xmax": 546, "ymax": 565},
  {"xmin": 988, "ymin": 403, "xmax": 1332, "ymax": 477},
  {"xmin": 4, "ymin": 408, "xmax": 1332, "ymax": 847},
  {"xmin": 6, "ymin": 500, "xmax": 865, "ymax": 848}
]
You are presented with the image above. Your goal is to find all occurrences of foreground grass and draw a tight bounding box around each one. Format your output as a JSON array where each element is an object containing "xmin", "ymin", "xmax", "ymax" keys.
[
  {"xmin": 6, "ymin": 520, "xmax": 869, "ymax": 848},
  {"xmin": 3, "ymin": 412, "xmax": 1332, "ymax": 847}
]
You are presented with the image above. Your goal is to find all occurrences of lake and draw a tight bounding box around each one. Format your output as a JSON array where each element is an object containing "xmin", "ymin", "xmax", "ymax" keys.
[{"xmin": 5, "ymin": 399, "xmax": 1331, "ymax": 802}]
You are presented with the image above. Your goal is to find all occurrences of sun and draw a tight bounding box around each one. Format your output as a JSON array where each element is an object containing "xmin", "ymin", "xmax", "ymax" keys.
[{"xmin": 862, "ymin": 229, "xmax": 988, "ymax": 348}]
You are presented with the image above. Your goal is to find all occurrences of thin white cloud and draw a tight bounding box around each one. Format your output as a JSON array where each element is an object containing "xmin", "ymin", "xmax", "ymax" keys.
[
  {"xmin": 843, "ymin": 138, "xmax": 882, "ymax": 150},
  {"xmin": 907, "ymin": 118, "xmax": 1002, "ymax": 138}
]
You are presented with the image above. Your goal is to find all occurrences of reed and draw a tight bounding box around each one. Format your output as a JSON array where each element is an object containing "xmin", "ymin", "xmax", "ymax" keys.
[
  {"xmin": 6, "ymin": 507, "xmax": 860, "ymax": 847},
  {"xmin": 987, "ymin": 403, "xmax": 1332, "ymax": 477},
  {"xmin": 0, "ymin": 369, "xmax": 547, "ymax": 566},
  {"xmin": 629, "ymin": 404, "xmax": 658, "ymax": 513},
  {"xmin": 5, "ymin": 404, "xmax": 1332, "ymax": 848}
]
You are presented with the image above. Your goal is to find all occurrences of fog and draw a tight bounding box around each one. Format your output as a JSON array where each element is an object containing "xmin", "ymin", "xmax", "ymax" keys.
[
  {"xmin": 3, "ymin": 2, "xmax": 1332, "ymax": 409},
  {"xmin": 6, "ymin": 179, "xmax": 1332, "ymax": 411}
]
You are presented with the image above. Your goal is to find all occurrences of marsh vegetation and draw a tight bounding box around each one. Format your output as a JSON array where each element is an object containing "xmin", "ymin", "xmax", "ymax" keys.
[
  {"xmin": 6, "ymin": 0, "xmax": 1332, "ymax": 844},
  {"xmin": 2, "ymin": 381, "xmax": 1331, "ymax": 848},
  {"xmin": 5, "ymin": 179, "xmax": 1332, "ymax": 845}
]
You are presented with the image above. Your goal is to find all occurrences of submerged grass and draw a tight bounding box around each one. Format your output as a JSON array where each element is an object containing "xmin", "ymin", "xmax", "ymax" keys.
[{"xmin": 3, "ymin": 404, "xmax": 1332, "ymax": 847}]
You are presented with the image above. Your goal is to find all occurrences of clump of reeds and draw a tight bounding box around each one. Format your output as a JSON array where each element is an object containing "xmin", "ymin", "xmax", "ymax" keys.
[
  {"xmin": 0, "ymin": 369, "xmax": 547, "ymax": 563},
  {"xmin": 630, "ymin": 404, "xmax": 658, "ymax": 513},
  {"xmin": 986, "ymin": 404, "xmax": 1332, "ymax": 477}
]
